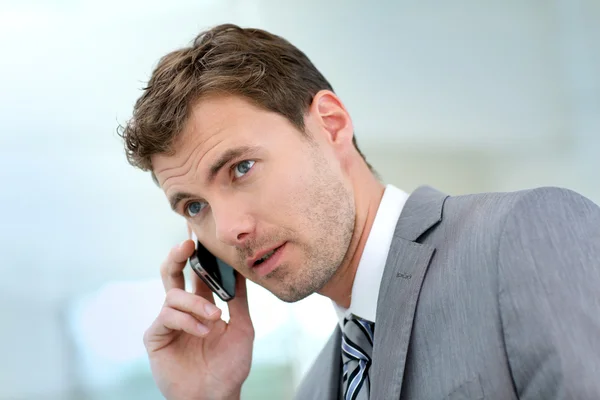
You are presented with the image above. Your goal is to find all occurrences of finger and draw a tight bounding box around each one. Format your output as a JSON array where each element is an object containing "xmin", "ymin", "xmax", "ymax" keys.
[
  {"xmin": 160, "ymin": 240, "xmax": 196, "ymax": 292},
  {"xmin": 165, "ymin": 288, "xmax": 222, "ymax": 322},
  {"xmin": 145, "ymin": 306, "xmax": 210, "ymax": 344},
  {"xmin": 227, "ymin": 272, "xmax": 251, "ymax": 324}
]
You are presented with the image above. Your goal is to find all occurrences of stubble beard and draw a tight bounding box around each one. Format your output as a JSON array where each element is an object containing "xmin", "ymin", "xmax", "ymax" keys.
[{"xmin": 266, "ymin": 153, "xmax": 356, "ymax": 303}]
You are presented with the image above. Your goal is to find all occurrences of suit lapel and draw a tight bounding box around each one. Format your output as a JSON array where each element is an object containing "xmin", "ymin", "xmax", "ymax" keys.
[
  {"xmin": 370, "ymin": 186, "xmax": 448, "ymax": 400},
  {"xmin": 294, "ymin": 325, "xmax": 342, "ymax": 400},
  {"xmin": 323, "ymin": 326, "xmax": 342, "ymax": 399}
]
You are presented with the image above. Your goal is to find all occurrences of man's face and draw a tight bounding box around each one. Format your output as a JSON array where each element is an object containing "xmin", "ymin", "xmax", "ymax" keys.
[{"xmin": 152, "ymin": 95, "xmax": 356, "ymax": 302}]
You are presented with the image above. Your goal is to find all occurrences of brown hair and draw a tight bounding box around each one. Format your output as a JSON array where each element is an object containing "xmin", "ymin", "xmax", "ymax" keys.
[{"xmin": 118, "ymin": 23, "xmax": 373, "ymax": 173}]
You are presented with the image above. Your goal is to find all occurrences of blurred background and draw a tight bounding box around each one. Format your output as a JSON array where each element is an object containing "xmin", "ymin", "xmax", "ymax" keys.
[{"xmin": 0, "ymin": 0, "xmax": 598, "ymax": 399}]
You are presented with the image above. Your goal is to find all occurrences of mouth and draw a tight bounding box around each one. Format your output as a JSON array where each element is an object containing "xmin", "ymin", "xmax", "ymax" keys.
[
  {"xmin": 247, "ymin": 243, "xmax": 286, "ymax": 277},
  {"xmin": 254, "ymin": 249, "xmax": 277, "ymax": 265}
]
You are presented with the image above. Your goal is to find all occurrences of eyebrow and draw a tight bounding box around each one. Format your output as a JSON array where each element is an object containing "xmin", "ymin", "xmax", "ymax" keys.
[
  {"xmin": 169, "ymin": 191, "xmax": 196, "ymax": 212},
  {"xmin": 168, "ymin": 146, "xmax": 258, "ymax": 212},
  {"xmin": 208, "ymin": 146, "xmax": 257, "ymax": 182}
]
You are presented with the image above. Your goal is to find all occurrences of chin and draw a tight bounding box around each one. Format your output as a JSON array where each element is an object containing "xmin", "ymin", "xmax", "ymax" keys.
[
  {"xmin": 262, "ymin": 258, "xmax": 340, "ymax": 302},
  {"xmin": 272, "ymin": 288, "xmax": 314, "ymax": 303},
  {"xmin": 269, "ymin": 275, "xmax": 329, "ymax": 303}
]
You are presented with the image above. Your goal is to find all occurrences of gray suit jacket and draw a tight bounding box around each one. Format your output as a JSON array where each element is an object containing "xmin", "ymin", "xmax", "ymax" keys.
[{"xmin": 295, "ymin": 186, "xmax": 600, "ymax": 399}]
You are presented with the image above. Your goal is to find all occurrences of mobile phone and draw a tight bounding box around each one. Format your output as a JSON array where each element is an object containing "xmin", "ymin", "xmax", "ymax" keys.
[{"xmin": 188, "ymin": 232, "xmax": 236, "ymax": 301}]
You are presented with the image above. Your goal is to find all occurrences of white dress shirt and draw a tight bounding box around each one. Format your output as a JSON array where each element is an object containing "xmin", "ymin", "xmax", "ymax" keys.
[{"xmin": 332, "ymin": 184, "xmax": 409, "ymax": 327}]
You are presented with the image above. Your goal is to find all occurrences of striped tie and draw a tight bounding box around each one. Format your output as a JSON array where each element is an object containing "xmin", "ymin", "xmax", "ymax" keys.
[{"xmin": 341, "ymin": 315, "xmax": 375, "ymax": 400}]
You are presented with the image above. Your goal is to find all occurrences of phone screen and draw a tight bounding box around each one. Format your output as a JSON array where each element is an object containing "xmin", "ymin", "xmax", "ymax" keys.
[{"xmin": 189, "ymin": 233, "xmax": 236, "ymax": 301}]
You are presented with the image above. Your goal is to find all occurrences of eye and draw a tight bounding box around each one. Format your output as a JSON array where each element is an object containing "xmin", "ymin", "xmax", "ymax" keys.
[
  {"xmin": 185, "ymin": 201, "xmax": 207, "ymax": 217},
  {"xmin": 233, "ymin": 160, "xmax": 255, "ymax": 179}
]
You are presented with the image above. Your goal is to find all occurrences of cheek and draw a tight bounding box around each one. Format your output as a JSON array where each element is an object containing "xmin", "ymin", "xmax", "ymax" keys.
[
  {"xmin": 193, "ymin": 215, "xmax": 215, "ymax": 241},
  {"xmin": 193, "ymin": 220, "xmax": 224, "ymax": 257},
  {"xmin": 198, "ymin": 236, "xmax": 238, "ymax": 266},
  {"xmin": 257, "ymin": 161, "xmax": 315, "ymax": 224}
]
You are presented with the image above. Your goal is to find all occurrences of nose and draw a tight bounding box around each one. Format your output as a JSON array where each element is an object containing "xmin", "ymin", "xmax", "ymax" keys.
[{"xmin": 212, "ymin": 200, "xmax": 255, "ymax": 247}]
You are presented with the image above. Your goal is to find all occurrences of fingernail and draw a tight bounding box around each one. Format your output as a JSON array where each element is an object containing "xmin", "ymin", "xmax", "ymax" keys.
[
  {"xmin": 204, "ymin": 303, "xmax": 218, "ymax": 316},
  {"xmin": 197, "ymin": 323, "xmax": 210, "ymax": 335}
]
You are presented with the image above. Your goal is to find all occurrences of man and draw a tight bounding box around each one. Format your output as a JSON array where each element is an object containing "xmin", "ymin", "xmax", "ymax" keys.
[{"xmin": 118, "ymin": 23, "xmax": 600, "ymax": 400}]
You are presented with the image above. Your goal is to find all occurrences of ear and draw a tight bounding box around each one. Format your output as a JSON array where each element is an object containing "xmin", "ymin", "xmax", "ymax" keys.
[{"xmin": 308, "ymin": 90, "xmax": 354, "ymax": 148}]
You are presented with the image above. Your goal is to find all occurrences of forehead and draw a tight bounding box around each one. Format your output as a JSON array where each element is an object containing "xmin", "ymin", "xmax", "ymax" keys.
[{"xmin": 151, "ymin": 95, "xmax": 292, "ymax": 186}]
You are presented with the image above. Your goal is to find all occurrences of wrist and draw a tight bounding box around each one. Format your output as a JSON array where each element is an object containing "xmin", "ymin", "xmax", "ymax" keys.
[
  {"xmin": 193, "ymin": 388, "xmax": 241, "ymax": 400},
  {"xmin": 207, "ymin": 391, "xmax": 240, "ymax": 400},
  {"xmin": 223, "ymin": 388, "xmax": 241, "ymax": 400},
  {"xmin": 223, "ymin": 393, "xmax": 240, "ymax": 400}
]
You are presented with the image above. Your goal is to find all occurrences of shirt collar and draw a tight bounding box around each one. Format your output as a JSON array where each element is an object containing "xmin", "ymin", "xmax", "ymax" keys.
[{"xmin": 332, "ymin": 184, "xmax": 409, "ymax": 327}]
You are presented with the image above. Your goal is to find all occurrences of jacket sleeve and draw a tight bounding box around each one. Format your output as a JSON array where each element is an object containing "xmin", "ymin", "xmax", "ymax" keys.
[{"xmin": 497, "ymin": 187, "xmax": 600, "ymax": 399}]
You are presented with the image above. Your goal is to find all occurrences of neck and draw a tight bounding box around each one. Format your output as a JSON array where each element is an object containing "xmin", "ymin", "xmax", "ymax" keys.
[{"xmin": 318, "ymin": 170, "xmax": 385, "ymax": 308}]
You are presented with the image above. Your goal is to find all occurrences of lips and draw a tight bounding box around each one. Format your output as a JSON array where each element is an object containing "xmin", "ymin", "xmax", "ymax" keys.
[
  {"xmin": 247, "ymin": 244, "xmax": 284, "ymax": 268},
  {"xmin": 247, "ymin": 243, "xmax": 286, "ymax": 277},
  {"xmin": 254, "ymin": 248, "xmax": 277, "ymax": 265}
]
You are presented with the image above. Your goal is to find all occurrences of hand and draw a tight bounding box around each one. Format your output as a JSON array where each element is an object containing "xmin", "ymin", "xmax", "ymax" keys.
[{"xmin": 143, "ymin": 238, "xmax": 254, "ymax": 400}]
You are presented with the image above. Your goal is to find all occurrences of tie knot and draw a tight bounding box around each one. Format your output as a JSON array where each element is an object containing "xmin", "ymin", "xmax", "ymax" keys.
[
  {"xmin": 344, "ymin": 315, "xmax": 375, "ymax": 339},
  {"xmin": 341, "ymin": 316, "xmax": 375, "ymax": 361}
]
